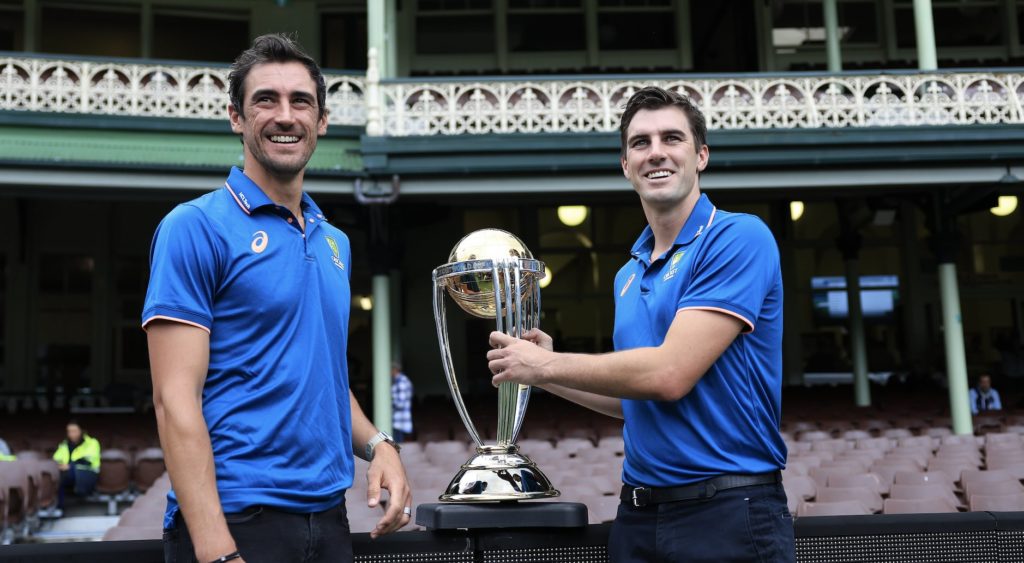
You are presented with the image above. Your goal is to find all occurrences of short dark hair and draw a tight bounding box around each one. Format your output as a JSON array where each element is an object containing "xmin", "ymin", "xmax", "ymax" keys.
[
  {"xmin": 619, "ymin": 86, "xmax": 707, "ymax": 156},
  {"xmin": 228, "ymin": 33, "xmax": 327, "ymax": 120}
]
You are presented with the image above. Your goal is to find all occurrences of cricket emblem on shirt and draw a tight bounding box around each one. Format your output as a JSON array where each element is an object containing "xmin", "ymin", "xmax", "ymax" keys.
[
  {"xmin": 325, "ymin": 235, "xmax": 345, "ymax": 270},
  {"xmin": 663, "ymin": 250, "xmax": 685, "ymax": 281}
]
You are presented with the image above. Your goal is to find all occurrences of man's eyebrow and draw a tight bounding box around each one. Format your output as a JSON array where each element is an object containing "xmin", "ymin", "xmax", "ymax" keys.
[
  {"xmin": 249, "ymin": 88, "xmax": 315, "ymax": 100},
  {"xmin": 627, "ymin": 129, "xmax": 688, "ymax": 144}
]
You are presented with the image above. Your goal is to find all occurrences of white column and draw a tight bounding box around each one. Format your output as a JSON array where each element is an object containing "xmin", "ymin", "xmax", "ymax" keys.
[{"xmin": 372, "ymin": 274, "xmax": 392, "ymax": 433}]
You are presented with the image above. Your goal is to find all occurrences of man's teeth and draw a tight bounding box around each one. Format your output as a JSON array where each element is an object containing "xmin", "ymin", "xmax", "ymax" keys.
[
  {"xmin": 646, "ymin": 170, "xmax": 671, "ymax": 179},
  {"xmin": 270, "ymin": 135, "xmax": 299, "ymax": 143}
]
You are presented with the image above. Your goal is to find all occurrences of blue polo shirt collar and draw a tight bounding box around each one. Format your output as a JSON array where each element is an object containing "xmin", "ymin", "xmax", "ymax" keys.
[
  {"xmin": 630, "ymin": 194, "xmax": 717, "ymax": 264},
  {"xmin": 224, "ymin": 167, "xmax": 323, "ymax": 218}
]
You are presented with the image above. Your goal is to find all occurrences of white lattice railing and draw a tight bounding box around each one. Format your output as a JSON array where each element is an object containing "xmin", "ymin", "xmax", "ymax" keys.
[
  {"xmin": 2, "ymin": 52, "xmax": 1022, "ymax": 136},
  {"xmin": 0, "ymin": 56, "xmax": 366, "ymax": 125}
]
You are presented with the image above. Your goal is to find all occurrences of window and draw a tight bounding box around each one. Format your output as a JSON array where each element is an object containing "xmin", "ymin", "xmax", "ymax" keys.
[
  {"xmin": 0, "ymin": 3, "xmax": 23, "ymax": 51},
  {"xmin": 38, "ymin": 254, "xmax": 93, "ymax": 295},
  {"xmin": 416, "ymin": 12, "xmax": 494, "ymax": 54},
  {"xmin": 772, "ymin": 0, "xmax": 880, "ymax": 55},
  {"xmin": 40, "ymin": 3, "xmax": 141, "ymax": 57},
  {"xmin": 893, "ymin": 0, "xmax": 1002, "ymax": 48},
  {"xmin": 322, "ymin": 11, "xmax": 368, "ymax": 70},
  {"xmin": 152, "ymin": 9, "xmax": 249, "ymax": 63}
]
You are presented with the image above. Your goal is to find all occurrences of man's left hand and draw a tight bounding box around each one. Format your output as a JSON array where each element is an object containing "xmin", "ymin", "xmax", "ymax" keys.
[{"xmin": 366, "ymin": 443, "xmax": 412, "ymax": 539}]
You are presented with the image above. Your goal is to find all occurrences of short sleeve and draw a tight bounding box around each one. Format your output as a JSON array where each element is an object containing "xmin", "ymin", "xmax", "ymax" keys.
[
  {"xmin": 141, "ymin": 204, "xmax": 221, "ymax": 332},
  {"xmin": 677, "ymin": 216, "xmax": 780, "ymax": 333}
]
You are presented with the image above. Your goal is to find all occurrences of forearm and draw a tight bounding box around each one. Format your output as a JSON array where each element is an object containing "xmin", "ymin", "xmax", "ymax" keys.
[
  {"xmin": 545, "ymin": 346, "xmax": 693, "ymax": 402},
  {"xmin": 156, "ymin": 397, "xmax": 235, "ymax": 561},
  {"xmin": 539, "ymin": 383, "xmax": 623, "ymax": 419},
  {"xmin": 350, "ymin": 391, "xmax": 381, "ymax": 460}
]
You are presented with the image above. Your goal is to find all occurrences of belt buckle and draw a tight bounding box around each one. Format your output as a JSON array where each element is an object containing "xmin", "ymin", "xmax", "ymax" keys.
[{"xmin": 631, "ymin": 487, "xmax": 651, "ymax": 508}]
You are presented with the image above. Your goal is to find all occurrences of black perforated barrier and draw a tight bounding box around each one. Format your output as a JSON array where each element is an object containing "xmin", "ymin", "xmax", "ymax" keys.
[{"xmin": 2, "ymin": 512, "xmax": 1024, "ymax": 562}]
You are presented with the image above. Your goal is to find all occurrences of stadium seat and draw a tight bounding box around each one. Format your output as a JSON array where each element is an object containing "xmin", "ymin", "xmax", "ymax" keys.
[
  {"xmin": 964, "ymin": 480, "xmax": 1024, "ymax": 497},
  {"xmin": 102, "ymin": 525, "xmax": 163, "ymax": 541},
  {"xmin": 815, "ymin": 486, "xmax": 882, "ymax": 513},
  {"xmin": 961, "ymin": 469, "xmax": 1019, "ymax": 497},
  {"xmin": 888, "ymin": 484, "xmax": 961, "ymax": 511},
  {"xmin": 96, "ymin": 449, "xmax": 133, "ymax": 514},
  {"xmin": 892, "ymin": 470, "xmax": 955, "ymax": 490},
  {"xmin": 883, "ymin": 498, "xmax": 958, "ymax": 514},
  {"xmin": 782, "ymin": 474, "xmax": 816, "ymax": 501},
  {"xmin": 797, "ymin": 500, "xmax": 871, "ymax": 517},
  {"xmin": 969, "ymin": 493, "xmax": 1024, "ymax": 512},
  {"xmin": 132, "ymin": 448, "xmax": 166, "ymax": 493},
  {"xmin": 828, "ymin": 473, "xmax": 887, "ymax": 495}
]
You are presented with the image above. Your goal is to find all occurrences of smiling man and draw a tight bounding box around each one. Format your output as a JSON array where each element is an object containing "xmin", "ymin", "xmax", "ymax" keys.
[
  {"xmin": 143, "ymin": 35, "xmax": 411, "ymax": 563},
  {"xmin": 487, "ymin": 86, "xmax": 794, "ymax": 562}
]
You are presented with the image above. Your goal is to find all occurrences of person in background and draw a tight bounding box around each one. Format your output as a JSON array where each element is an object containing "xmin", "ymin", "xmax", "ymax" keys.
[
  {"xmin": 969, "ymin": 373, "xmax": 1002, "ymax": 415},
  {"xmin": 0, "ymin": 436, "xmax": 14, "ymax": 461},
  {"xmin": 391, "ymin": 362, "xmax": 414, "ymax": 443},
  {"xmin": 53, "ymin": 419, "xmax": 101, "ymax": 508}
]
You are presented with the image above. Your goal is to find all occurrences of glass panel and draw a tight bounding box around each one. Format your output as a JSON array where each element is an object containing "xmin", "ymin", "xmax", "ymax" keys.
[
  {"xmin": 40, "ymin": 6, "xmax": 141, "ymax": 57},
  {"xmin": 508, "ymin": 13, "xmax": 585, "ymax": 51},
  {"xmin": 38, "ymin": 254, "xmax": 93, "ymax": 294},
  {"xmin": 509, "ymin": 0, "xmax": 582, "ymax": 7},
  {"xmin": 598, "ymin": 12, "xmax": 675, "ymax": 50},
  {"xmin": 321, "ymin": 12, "xmax": 368, "ymax": 70},
  {"xmin": 417, "ymin": 15, "xmax": 495, "ymax": 54},
  {"xmin": 0, "ymin": 8, "xmax": 23, "ymax": 51},
  {"xmin": 152, "ymin": 12, "xmax": 248, "ymax": 63},
  {"xmin": 895, "ymin": 5, "xmax": 1003, "ymax": 48},
  {"xmin": 418, "ymin": 0, "xmax": 492, "ymax": 11}
]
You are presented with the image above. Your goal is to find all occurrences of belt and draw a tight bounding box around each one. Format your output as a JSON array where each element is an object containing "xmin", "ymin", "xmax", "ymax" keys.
[{"xmin": 620, "ymin": 471, "xmax": 782, "ymax": 508}]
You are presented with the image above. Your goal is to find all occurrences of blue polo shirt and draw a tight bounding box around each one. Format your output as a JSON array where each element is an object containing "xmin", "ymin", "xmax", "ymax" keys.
[
  {"xmin": 142, "ymin": 167, "xmax": 354, "ymax": 528},
  {"xmin": 614, "ymin": 194, "xmax": 787, "ymax": 487}
]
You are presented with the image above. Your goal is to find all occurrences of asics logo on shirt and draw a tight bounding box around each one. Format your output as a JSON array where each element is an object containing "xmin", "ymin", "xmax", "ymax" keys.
[{"xmin": 251, "ymin": 231, "xmax": 269, "ymax": 253}]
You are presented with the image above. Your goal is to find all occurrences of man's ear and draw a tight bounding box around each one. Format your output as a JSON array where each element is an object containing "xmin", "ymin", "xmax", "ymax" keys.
[
  {"xmin": 696, "ymin": 144, "xmax": 709, "ymax": 172},
  {"xmin": 228, "ymin": 103, "xmax": 244, "ymax": 134},
  {"xmin": 318, "ymin": 108, "xmax": 329, "ymax": 137},
  {"xmin": 621, "ymin": 155, "xmax": 628, "ymax": 178}
]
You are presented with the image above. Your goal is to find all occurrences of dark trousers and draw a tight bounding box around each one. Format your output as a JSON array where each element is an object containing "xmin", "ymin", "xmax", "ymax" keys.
[
  {"xmin": 163, "ymin": 501, "xmax": 353, "ymax": 563},
  {"xmin": 608, "ymin": 483, "xmax": 795, "ymax": 563},
  {"xmin": 57, "ymin": 464, "xmax": 98, "ymax": 508}
]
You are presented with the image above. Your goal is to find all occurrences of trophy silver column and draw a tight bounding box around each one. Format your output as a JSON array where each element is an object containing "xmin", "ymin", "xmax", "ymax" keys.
[{"xmin": 432, "ymin": 228, "xmax": 559, "ymax": 502}]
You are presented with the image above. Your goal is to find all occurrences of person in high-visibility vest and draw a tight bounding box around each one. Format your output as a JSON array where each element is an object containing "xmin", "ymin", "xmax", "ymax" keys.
[
  {"xmin": 0, "ymin": 436, "xmax": 14, "ymax": 461},
  {"xmin": 53, "ymin": 420, "xmax": 101, "ymax": 508}
]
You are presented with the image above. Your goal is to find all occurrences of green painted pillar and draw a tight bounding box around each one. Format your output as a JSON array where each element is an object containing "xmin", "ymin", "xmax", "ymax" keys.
[
  {"xmin": 367, "ymin": 0, "xmax": 396, "ymax": 79},
  {"xmin": 913, "ymin": 0, "xmax": 938, "ymax": 70},
  {"xmin": 845, "ymin": 259, "xmax": 870, "ymax": 407},
  {"xmin": 940, "ymin": 263, "xmax": 972, "ymax": 435},
  {"xmin": 373, "ymin": 274, "xmax": 392, "ymax": 433},
  {"xmin": 824, "ymin": 0, "xmax": 842, "ymax": 72},
  {"xmin": 23, "ymin": 0, "xmax": 37, "ymax": 52}
]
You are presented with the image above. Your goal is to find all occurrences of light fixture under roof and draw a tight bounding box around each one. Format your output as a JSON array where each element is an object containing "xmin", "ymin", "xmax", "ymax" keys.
[
  {"xmin": 557, "ymin": 205, "xmax": 588, "ymax": 227},
  {"xmin": 790, "ymin": 201, "xmax": 805, "ymax": 222},
  {"xmin": 991, "ymin": 195, "xmax": 1018, "ymax": 217}
]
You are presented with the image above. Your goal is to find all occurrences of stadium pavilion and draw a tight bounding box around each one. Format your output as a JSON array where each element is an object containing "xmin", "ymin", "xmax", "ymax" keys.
[{"xmin": 0, "ymin": 0, "xmax": 1023, "ymax": 439}]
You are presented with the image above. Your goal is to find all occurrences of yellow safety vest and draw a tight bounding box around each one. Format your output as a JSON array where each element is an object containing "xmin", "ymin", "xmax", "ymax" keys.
[{"xmin": 53, "ymin": 434, "xmax": 101, "ymax": 472}]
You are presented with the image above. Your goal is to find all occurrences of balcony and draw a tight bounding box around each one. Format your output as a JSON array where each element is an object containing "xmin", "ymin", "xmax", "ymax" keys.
[{"xmin": 2, "ymin": 53, "xmax": 1022, "ymax": 138}]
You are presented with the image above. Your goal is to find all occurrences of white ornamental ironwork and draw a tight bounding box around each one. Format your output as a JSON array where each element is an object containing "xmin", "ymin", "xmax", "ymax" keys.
[
  {"xmin": 0, "ymin": 56, "xmax": 366, "ymax": 125},
  {"xmin": 2, "ymin": 55, "xmax": 1022, "ymax": 135}
]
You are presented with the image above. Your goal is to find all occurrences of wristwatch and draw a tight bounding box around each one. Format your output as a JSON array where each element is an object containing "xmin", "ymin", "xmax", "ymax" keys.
[{"xmin": 365, "ymin": 430, "xmax": 400, "ymax": 461}]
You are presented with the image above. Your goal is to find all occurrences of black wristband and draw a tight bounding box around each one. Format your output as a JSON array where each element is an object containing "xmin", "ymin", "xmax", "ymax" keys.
[{"xmin": 207, "ymin": 551, "xmax": 241, "ymax": 563}]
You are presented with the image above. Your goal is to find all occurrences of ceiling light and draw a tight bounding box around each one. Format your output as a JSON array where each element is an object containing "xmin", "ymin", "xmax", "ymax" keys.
[
  {"xmin": 790, "ymin": 201, "xmax": 805, "ymax": 222},
  {"xmin": 557, "ymin": 205, "xmax": 588, "ymax": 227},
  {"xmin": 991, "ymin": 195, "xmax": 1018, "ymax": 217},
  {"xmin": 539, "ymin": 266, "xmax": 553, "ymax": 289},
  {"xmin": 358, "ymin": 296, "xmax": 373, "ymax": 311}
]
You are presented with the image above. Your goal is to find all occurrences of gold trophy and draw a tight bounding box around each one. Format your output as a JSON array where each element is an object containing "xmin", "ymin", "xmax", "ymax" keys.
[{"xmin": 431, "ymin": 229, "xmax": 559, "ymax": 502}]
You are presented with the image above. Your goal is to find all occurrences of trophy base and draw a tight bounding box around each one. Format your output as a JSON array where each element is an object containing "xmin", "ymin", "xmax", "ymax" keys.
[
  {"xmin": 416, "ymin": 502, "xmax": 588, "ymax": 530},
  {"xmin": 440, "ymin": 445, "xmax": 560, "ymax": 502}
]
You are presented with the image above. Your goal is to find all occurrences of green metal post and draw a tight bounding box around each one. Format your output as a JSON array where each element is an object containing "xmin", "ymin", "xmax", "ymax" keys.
[
  {"xmin": 845, "ymin": 259, "xmax": 870, "ymax": 406},
  {"xmin": 824, "ymin": 0, "xmax": 842, "ymax": 72},
  {"xmin": 373, "ymin": 274, "xmax": 393, "ymax": 433},
  {"xmin": 913, "ymin": 0, "xmax": 938, "ymax": 70},
  {"xmin": 940, "ymin": 263, "xmax": 972, "ymax": 435},
  {"xmin": 367, "ymin": 0, "xmax": 391, "ymax": 78}
]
